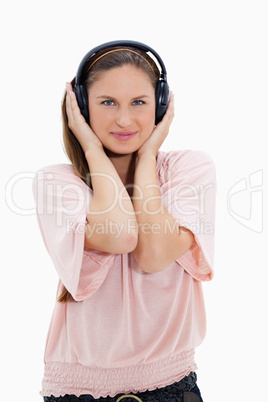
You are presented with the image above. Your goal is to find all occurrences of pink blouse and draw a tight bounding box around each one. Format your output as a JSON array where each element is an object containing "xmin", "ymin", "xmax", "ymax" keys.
[{"xmin": 32, "ymin": 149, "xmax": 216, "ymax": 398}]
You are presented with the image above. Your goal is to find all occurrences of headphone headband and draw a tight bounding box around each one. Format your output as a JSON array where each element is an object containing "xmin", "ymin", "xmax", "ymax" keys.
[
  {"xmin": 75, "ymin": 40, "xmax": 167, "ymax": 86},
  {"xmin": 87, "ymin": 48, "xmax": 156, "ymax": 75}
]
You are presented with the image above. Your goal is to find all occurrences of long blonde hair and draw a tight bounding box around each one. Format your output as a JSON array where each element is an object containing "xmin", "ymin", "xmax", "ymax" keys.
[{"xmin": 58, "ymin": 46, "xmax": 159, "ymax": 303}]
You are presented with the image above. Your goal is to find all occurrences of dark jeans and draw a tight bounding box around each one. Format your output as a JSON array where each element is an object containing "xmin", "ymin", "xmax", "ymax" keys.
[{"xmin": 43, "ymin": 372, "xmax": 203, "ymax": 402}]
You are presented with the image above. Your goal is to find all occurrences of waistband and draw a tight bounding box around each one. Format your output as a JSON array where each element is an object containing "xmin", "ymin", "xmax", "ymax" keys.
[
  {"xmin": 43, "ymin": 372, "xmax": 197, "ymax": 401},
  {"xmin": 42, "ymin": 349, "xmax": 197, "ymax": 399}
]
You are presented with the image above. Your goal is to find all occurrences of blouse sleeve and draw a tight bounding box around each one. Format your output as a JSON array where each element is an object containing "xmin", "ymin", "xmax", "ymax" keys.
[
  {"xmin": 159, "ymin": 150, "xmax": 216, "ymax": 281},
  {"xmin": 32, "ymin": 164, "xmax": 115, "ymax": 301}
]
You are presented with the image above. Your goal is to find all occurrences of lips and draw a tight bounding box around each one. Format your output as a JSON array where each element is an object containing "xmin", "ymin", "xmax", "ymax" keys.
[{"xmin": 110, "ymin": 131, "xmax": 137, "ymax": 141}]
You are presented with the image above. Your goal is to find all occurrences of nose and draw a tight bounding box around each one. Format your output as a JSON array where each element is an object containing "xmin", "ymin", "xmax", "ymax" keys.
[{"xmin": 115, "ymin": 106, "xmax": 132, "ymax": 128}]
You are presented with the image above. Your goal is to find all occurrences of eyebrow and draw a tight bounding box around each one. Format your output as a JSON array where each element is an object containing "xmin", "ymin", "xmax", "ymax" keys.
[{"xmin": 96, "ymin": 95, "xmax": 151, "ymax": 100}]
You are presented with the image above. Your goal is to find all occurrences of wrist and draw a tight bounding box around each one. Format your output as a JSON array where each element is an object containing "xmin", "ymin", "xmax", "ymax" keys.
[
  {"xmin": 136, "ymin": 151, "xmax": 157, "ymax": 165},
  {"xmin": 85, "ymin": 144, "xmax": 105, "ymax": 159}
]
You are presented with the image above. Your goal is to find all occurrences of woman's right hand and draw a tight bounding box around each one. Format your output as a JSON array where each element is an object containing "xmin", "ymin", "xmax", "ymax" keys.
[{"xmin": 65, "ymin": 82, "xmax": 103, "ymax": 152}]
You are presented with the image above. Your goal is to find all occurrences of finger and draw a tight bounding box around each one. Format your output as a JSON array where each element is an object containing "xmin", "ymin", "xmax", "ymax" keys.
[
  {"xmin": 65, "ymin": 82, "xmax": 79, "ymax": 113},
  {"xmin": 65, "ymin": 82, "xmax": 73, "ymax": 92},
  {"xmin": 65, "ymin": 86, "xmax": 72, "ymax": 116},
  {"xmin": 163, "ymin": 92, "xmax": 175, "ymax": 124},
  {"xmin": 166, "ymin": 92, "xmax": 175, "ymax": 117},
  {"xmin": 65, "ymin": 83, "xmax": 85, "ymax": 123},
  {"xmin": 65, "ymin": 92, "xmax": 74, "ymax": 125},
  {"xmin": 65, "ymin": 83, "xmax": 78, "ymax": 111},
  {"xmin": 155, "ymin": 92, "xmax": 174, "ymax": 131},
  {"xmin": 65, "ymin": 83, "xmax": 74, "ymax": 116}
]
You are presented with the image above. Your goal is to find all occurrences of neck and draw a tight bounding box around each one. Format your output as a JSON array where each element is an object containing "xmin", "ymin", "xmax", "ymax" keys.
[{"xmin": 104, "ymin": 149, "xmax": 137, "ymax": 187}]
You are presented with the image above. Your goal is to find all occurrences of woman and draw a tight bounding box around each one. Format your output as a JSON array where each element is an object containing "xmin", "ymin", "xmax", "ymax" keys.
[{"xmin": 33, "ymin": 40, "xmax": 216, "ymax": 402}]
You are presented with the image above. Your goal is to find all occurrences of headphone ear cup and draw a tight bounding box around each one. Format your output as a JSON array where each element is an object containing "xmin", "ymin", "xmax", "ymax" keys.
[
  {"xmin": 155, "ymin": 80, "xmax": 170, "ymax": 125},
  {"xmin": 74, "ymin": 84, "xmax": 90, "ymax": 124}
]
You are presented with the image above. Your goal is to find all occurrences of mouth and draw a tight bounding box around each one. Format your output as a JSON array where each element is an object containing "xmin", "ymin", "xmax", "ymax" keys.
[{"xmin": 110, "ymin": 131, "xmax": 137, "ymax": 141}]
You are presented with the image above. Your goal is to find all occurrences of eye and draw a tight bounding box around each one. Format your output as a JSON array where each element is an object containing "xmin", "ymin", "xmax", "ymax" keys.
[
  {"xmin": 101, "ymin": 100, "xmax": 116, "ymax": 106},
  {"xmin": 132, "ymin": 100, "xmax": 145, "ymax": 106}
]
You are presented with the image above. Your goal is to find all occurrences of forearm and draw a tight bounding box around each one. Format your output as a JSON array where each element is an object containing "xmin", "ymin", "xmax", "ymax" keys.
[
  {"xmin": 85, "ymin": 146, "xmax": 138, "ymax": 253},
  {"xmin": 132, "ymin": 153, "xmax": 165, "ymax": 223},
  {"xmin": 132, "ymin": 153, "xmax": 194, "ymax": 272}
]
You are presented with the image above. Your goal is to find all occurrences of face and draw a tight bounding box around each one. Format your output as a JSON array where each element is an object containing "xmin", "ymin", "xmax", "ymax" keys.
[{"xmin": 87, "ymin": 65, "xmax": 156, "ymax": 155}]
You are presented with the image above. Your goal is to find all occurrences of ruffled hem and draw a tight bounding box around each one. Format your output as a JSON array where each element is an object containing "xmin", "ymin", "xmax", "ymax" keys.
[{"xmin": 41, "ymin": 349, "xmax": 197, "ymax": 398}]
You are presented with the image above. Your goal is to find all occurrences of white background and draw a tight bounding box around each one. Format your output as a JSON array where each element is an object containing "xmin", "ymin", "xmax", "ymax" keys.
[{"xmin": 1, "ymin": 1, "xmax": 267, "ymax": 401}]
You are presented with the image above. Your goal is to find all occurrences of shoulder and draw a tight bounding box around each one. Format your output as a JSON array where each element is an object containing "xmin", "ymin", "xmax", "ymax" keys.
[
  {"xmin": 35, "ymin": 163, "xmax": 76, "ymax": 175},
  {"xmin": 32, "ymin": 163, "xmax": 89, "ymax": 191},
  {"xmin": 157, "ymin": 149, "xmax": 216, "ymax": 178},
  {"xmin": 34, "ymin": 163, "xmax": 83, "ymax": 182}
]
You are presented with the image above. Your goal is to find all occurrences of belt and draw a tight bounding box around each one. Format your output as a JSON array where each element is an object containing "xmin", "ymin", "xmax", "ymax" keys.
[
  {"xmin": 116, "ymin": 396, "xmax": 142, "ymax": 402},
  {"xmin": 116, "ymin": 391, "xmax": 200, "ymax": 402},
  {"xmin": 112, "ymin": 372, "xmax": 197, "ymax": 402}
]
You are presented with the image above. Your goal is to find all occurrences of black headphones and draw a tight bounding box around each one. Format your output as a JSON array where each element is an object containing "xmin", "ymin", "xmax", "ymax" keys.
[{"xmin": 74, "ymin": 40, "xmax": 169, "ymax": 125}]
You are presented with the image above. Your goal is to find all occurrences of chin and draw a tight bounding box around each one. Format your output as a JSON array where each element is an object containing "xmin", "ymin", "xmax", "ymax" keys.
[{"xmin": 104, "ymin": 146, "xmax": 137, "ymax": 157}]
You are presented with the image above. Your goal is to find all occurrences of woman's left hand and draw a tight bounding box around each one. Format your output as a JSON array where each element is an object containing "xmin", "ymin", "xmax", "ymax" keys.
[{"xmin": 137, "ymin": 92, "xmax": 174, "ymax": 158}]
